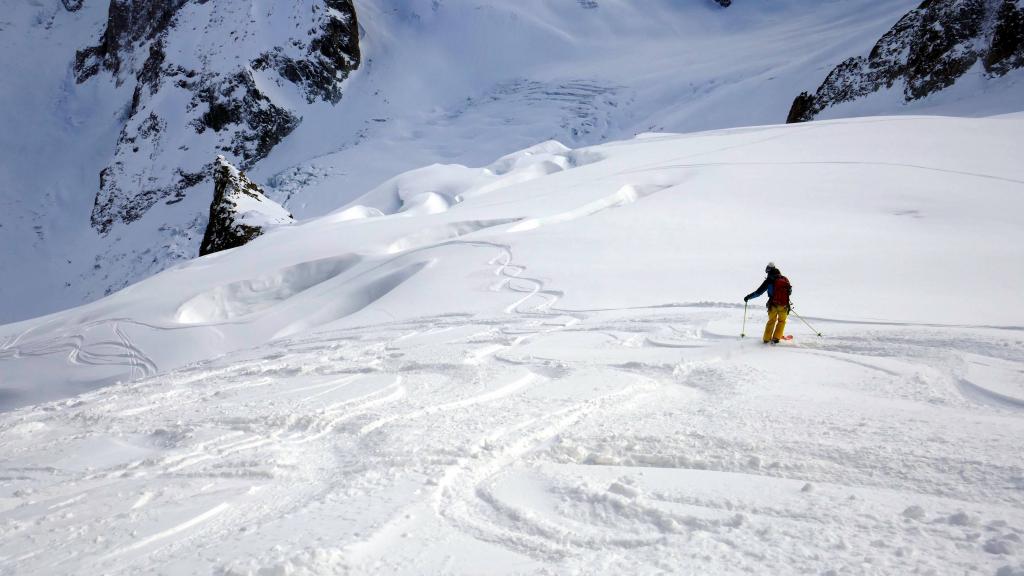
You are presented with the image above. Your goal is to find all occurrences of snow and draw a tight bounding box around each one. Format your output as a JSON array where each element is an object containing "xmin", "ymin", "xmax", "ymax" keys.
[
  {"xmin": 3, "ymin": 1, "xmax": 1024, "ymax": 572},
  {"xmin": 0, "ymin": 1, "xmax": 129, "ymax": 321},
  {"xmin": 0, "ymin": 0, "xmax": 927, "ymax": 323},
  {"xmin": 2, "ymin": 114, "xmax": 1024, "ymax": 574}
]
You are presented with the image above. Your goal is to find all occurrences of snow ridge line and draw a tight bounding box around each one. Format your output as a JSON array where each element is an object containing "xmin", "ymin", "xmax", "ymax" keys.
[{"xmin": 627, "ymin": 160, "xmax": 1024, "ymax": 186}]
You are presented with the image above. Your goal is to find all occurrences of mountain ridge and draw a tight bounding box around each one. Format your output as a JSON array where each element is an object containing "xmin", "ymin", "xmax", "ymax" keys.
[
  {"xmin": 5, "ymin": 0, "xmax": 1015, "ymax": 324},
  {"xmin": 77, "ymin": 0, "xmax": 360, "ymax": 234},
  {"xmin": 788, "ymin": 0, "xmax": 1024, "ymax": 122}
]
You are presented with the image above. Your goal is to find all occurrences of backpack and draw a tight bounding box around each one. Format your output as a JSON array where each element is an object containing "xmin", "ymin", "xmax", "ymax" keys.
[{"xmin": 770, "ymin": 275, "xmax": 791, "ymax": 307}]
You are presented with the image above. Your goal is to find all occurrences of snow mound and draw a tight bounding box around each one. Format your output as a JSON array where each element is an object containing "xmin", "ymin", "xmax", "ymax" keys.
[
  {"xmin": 271, "ymin": 259, "xmax": 430, "ymax": 339},
  {"xmin": 176, "ymin": 255, "xmax": 363, "ymax": 324},
  {"xmin": 486, "ymin": 140, "xmax": 572, "ymax": 175},
  {"xmin": 326, "ymin": 205, "xmax": 386, "ymax": 223},
  {"xmin": 351, "ymin": 140, "xmax": 579, "ymax": 216},
  {"xmin": 399, "ymin": 191, "xmax": 457, "ymax": 216}
]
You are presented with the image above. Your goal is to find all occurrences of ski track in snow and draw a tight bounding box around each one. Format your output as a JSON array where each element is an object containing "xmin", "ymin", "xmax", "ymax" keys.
[
  {"xmin": 2, "ymin": 238, "xmax": 1023, "ymax": 574},
  {"xmin": 2, "ymin": 114, "xmax": 1024, "ymax": 573},
  {"xmin": 0, "ymin": 319, "xmax": 159, "ymax": 382}
]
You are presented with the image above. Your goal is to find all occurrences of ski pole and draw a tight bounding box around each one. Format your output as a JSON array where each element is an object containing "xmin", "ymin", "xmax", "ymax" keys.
[
  {"xmin": 741, "ymin": 301, "xmax": 748, "ymax": 338},
  {"xmin": 789, "ymin": 307, "xmax": 822, "ymax": 337}
]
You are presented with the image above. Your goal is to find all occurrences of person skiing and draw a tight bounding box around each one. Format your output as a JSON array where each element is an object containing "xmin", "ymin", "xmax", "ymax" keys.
[{"xmin": 744, "ymin": 262, "xmax": 792, "ymax": 344}]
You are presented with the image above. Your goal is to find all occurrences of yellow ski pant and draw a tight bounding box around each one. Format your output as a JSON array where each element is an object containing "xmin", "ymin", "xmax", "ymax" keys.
[{"xmin": 763, "ymin": 305, "xmax": 788, "ymax": 343}]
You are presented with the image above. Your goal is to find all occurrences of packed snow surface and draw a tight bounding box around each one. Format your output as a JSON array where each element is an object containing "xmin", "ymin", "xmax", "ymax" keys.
[{"xmin": 2, "ymin": 116, "xmax": 1024, "ymax": 574}]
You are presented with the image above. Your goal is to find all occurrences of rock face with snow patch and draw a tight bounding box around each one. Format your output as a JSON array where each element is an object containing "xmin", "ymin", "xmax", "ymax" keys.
[
  {"xmin": 788, "ymin": 0, "xmax": 1024, "ymax": 123},
  {"xmin": 199, "ymin": 156, "xmax": 294, "ymax": 256},
  {"xmin": 78, "ymin": 0, "xmax": 360, "ymax": 233}
]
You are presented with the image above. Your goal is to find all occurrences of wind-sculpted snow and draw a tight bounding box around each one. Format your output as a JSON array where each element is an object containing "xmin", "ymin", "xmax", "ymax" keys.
[
  {"xmin": 1, "ymin": 0, "xmax": 925, "ymax": 322},
  {"xmin": 1, "ymin": 116, "xmax": 1024, "ymax": 573},
  {"xmin": 176, "ymin": 255, "xmax": 363, "ymax": 324},
  {"xmin": 2, "ymin": 113, "xmax": 1023, "ymax": 402}
]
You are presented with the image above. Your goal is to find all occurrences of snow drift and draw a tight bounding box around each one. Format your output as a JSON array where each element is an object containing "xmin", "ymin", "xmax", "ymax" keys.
[
  {"xmin": 0, "ymin": 114, "xmax": 1023, "ymax": 575},
  {"xmin": 1, "ymin": 113, "xmax": 1022, "ymax": 408}
]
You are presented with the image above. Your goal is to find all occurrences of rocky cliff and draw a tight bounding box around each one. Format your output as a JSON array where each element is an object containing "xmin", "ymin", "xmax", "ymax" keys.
[
  {"xmin": 77, "ymin": 0, "xmax": 360, "ymax": 234},
  {"xmin": 199, "ymin": 156, "xmax": 294, "ymax": 256},
  {"xmin": 788, "ymin": 0, "xmax": 1024, "ymax": 123}
]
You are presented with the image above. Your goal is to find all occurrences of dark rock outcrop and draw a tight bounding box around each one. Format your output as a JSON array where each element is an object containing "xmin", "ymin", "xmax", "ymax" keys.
[
  {"xmin": 788, "ymin": 0, "xmax": 1024, "ymax": 123},
  {"xmin": 713, "ymin": 0, "xmax": 732, "ymax": 7},
  {"xmin": 987, "ymin": 0, "xmax": 1024, "ymax": 74},
  {"xmin": 250, "ymin": 1, "xmax": 361, "ymax": 104},
  {"xmin": 78, "ymin": 0, "xmax": 360, "ymax": 234},
  {"xmin": 76, "ymin": 0, "xmax": 190, "ymax": 83},
  {"xmin": 188, "ymin": 71, "xmax": 302, "ymax": 165},
  {"xmin": 199, "ymin": 156, "xmax": 294, "ymax": 256}
]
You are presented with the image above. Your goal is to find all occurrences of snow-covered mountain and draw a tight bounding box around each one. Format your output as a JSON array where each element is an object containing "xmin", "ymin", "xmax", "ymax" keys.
[
  {"xmin": 79, "ymin": 0, "xmax": 359, "ymax": 233},
  {"xmin": 0, "ymin": 0, "xmax": 927, "ymax": 323},
  {"xmin": 0, "ymin": 0, "xmax": 356, "ymax": 322},
  {"xmin": 2, "ymin": 2, "xmax": 1024, "ymax": 574}
]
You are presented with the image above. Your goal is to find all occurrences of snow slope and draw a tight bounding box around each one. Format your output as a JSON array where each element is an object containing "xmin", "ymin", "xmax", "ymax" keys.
[
  {"xmin": 0, "ymin": 0, "xmax": 922, "ymax": 323},
  {"xmin": 255, "ymin": 0, "xmax": 926, "ymax": 218},
  {"xmin": 0, "ymin": 1, "xmax": 127, "ymax": 321},
  {"xmin": 1, "ymin": 115, "xmax": 1023, "ymax": 574}
]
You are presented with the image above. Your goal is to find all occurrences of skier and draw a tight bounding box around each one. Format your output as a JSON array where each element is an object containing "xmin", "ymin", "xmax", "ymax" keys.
[{"xmin": 744, "ymin": 262, "xmax": 792, "ymax": 344}]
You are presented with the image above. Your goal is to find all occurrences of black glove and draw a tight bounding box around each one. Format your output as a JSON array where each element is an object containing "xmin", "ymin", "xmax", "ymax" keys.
[{"xmin": 743, "ymin": 295, "xmax": 750, "ymax": 302}]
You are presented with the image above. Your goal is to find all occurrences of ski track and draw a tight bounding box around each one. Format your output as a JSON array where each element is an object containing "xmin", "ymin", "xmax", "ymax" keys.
[
  {"xmin": 0, "ymin": 320, "xmax": 159, "ymax": 383},
  {"xmin": 431, "ymin": 375, "xmax": 663, "ymax": 560},
  {"xmin": 1, "ymin": 242, "xmax": 1024, "ymax": 574}
]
